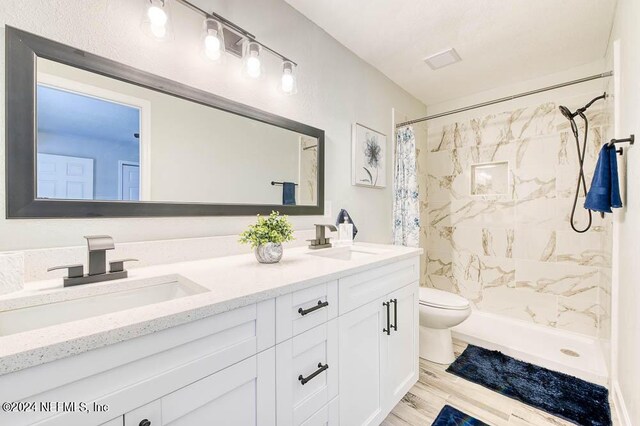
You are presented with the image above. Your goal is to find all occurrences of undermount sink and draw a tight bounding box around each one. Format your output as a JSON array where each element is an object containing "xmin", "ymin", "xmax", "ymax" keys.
[
  {"xmin": 308, "ymin": 245, "xmax": 388, "ymax": 261},
  {"xmin": 0, "ymin": 276, "xmax": 208, "ymax": 337}
]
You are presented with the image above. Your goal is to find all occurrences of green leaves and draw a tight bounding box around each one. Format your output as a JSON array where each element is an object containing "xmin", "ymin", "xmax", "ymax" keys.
[{"xmin": 239, "ymin": 211, "xmax": 295, "ymax": 249}]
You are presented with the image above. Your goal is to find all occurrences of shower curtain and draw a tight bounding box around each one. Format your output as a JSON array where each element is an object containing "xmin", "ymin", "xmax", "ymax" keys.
[{"xmin": 393, "ymin": 126, "xmax": 420, "ymax": 247}]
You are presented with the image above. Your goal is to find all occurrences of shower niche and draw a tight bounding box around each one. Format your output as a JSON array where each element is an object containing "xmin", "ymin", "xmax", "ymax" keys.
[{"xmin": 470, "ymin": 161, "xmax": 510, "ymax": 196}]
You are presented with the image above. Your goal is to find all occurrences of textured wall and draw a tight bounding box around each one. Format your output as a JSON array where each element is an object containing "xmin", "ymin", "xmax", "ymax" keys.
[
  {"xmin": 419, "ymin": 78, "xmax": 613, "ymax": 339},
  {"xmin": 0, "ymin": 0, "xmax": 426, "ymax": 250},
  {"xmin": 608, "ymin": 0, "xmax": 640, "ymax": 423}
]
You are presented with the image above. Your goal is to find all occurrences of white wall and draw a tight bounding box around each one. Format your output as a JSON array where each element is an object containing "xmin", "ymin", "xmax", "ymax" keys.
[
  {"xmin": 607, "ymin": 0, "xmax": 640, "ymax": 424},
  {"xmin": 0, "ymin": 0, "xmax": 426, "ymax": 250}
]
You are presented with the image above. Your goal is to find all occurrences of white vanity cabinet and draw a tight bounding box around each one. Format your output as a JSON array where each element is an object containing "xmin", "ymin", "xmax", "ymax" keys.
[
  {"xmin": 98, "ymin": 351, "xmax": 276, "ymax": 426},
  {"xmin": 383, "ymin": 283, "xmax": 420, "ymax": 411},
  {"xmin": 100, "ymin": 417, "xmax": 124, "ymax": 426},
  {"xmin": 0, "ymin": 252, "xmax": 420, "ymax": 426},
  {"xmin": 275, "ymin": 319, "xmax": 338, "ymax": 425},
  {"xmin": 338, "ymin": 258, "xmax": 420, "ymax": 426},
  {"xmin": 0, "ymin": 301, "xmax": 276, "ymax": 426},
  {"xmin": 122, "ymin": 350, "xmax": 276, "ymax": 426}
]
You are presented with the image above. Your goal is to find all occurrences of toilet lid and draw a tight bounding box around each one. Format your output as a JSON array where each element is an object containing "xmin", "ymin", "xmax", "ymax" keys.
[{"xmin": 419, "ymin": 287, "xmax": 470, "ymax": 310}]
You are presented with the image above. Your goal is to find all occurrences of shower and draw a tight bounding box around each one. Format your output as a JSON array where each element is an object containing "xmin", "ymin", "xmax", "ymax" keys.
[{"xmin": 558, "ymin": 93, "xmax": 606, "ymax": 233}]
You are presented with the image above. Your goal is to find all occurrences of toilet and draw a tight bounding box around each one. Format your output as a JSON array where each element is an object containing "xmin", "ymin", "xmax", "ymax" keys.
[{"xmin": 418, "ymin": 287, "xmax": 471, "ymax": 365}]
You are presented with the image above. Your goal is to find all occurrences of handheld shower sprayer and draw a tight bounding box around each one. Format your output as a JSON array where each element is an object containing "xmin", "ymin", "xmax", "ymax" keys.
[{"xmin": 558, "ymin": 93, "xmax": 607, "ymax": 233}]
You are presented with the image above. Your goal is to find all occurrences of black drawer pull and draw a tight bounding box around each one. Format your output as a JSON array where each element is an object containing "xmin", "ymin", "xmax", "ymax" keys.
[
  {"xmin": 391, "ymin": 298, "xmax": 398, "ymax": 332},
  {"xmin": 298, "ymin": 362, "xmax": 329, "ymax": 385},
  {"xmin": 139, "ymin": 420, "xmax": 151, "ymax": 426},
  {"xmin": 298, "ymin": 300, "xmax": 329, "ymax": 316},
  {"xmin": 383, "ymin": 301, "xmax": 391, "ymax": 335}
]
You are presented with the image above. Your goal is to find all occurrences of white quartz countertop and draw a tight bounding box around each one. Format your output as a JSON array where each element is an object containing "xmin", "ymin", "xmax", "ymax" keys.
[{"xmin": 0, "ymin": 243, "xmax": 421, "ymax": 375}]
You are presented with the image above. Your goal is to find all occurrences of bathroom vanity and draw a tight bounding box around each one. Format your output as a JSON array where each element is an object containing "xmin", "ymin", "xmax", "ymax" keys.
[
  {"xmin": 1, "ymin": 27, "xmax": 420, "ymax": 426},
  {"xmin": 0, "ymin": 244, "xmax": 421, "ymax": 426}
]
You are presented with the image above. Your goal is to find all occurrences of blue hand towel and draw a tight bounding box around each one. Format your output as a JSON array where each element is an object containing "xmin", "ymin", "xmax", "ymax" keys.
[
  {"xmin": 584, "ymin": 144, "xmax": 622, "ymax": 213},
  {"xmin": 335, "ymin": 209, "xmax": 358, "ymax": 239},
  {"xmin": 282, "ymin": 182, "xmax": 296, "ymax": 206}
]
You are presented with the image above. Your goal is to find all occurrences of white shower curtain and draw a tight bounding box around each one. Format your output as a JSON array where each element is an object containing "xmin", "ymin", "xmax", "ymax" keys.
[{"xmin": 393, "ymin": 126, "xmax": 420, "ymax": 247}]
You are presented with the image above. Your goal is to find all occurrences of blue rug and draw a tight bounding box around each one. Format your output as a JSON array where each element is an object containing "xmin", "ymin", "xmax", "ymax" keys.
[
  {"xmin": 431, "ymin": 405, "xmax": 488, "ymax": 426},
  {"xmin": 446, "ymin": 345, "xmax": 611, "ymax": 426}
]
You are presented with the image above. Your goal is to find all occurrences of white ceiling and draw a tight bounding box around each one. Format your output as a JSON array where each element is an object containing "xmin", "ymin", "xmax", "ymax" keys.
[{"xmin": 284, "ymin": 0, "xmax": 617, "ymax": 105}]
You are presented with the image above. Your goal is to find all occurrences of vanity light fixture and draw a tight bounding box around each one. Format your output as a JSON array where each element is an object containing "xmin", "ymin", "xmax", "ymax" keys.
[
  {"xmin": 202, "ymin": 18, "xmax": 225, "ymax": 61},
  {"xmin": 281, "ymin": 61, "xmax": 297, "ymax": 95},
  {"xmin": 243, "ymin": 42, "xmax": 263, "ymax": 79},
  {"xmin": 142, "ymin": 0, "xmax": 172, "ymax": 40},
  {"xmin": 141, "ymin": 0, "xmax": 298, "ymax": 92}
]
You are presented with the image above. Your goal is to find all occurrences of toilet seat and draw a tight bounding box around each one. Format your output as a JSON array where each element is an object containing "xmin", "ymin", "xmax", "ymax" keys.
[{"xmin": 419, "ymin": 287, "xmax": 469, "ymax": 311}]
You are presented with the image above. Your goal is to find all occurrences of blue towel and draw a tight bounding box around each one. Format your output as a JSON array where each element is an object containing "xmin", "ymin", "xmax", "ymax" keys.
[
  {"xmin": 282, "ymin": 182, "xmax": 296, "ymax": 206},
  {"xmin": 335, "ymin": 209, "xmax": 358, "ymax": 239},
  {"xmin": 584, "ymin": 144, "xmax": 622, "ymax": 213}
]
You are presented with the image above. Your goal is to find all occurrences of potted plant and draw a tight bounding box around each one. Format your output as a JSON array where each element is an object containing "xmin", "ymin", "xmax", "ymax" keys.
[{"xmin": 239, "ymin": 211, "xmax": 295, "ymax": 263}]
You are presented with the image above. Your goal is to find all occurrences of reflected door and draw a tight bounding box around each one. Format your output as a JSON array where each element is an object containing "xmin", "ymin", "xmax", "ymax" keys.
[
  {"xmin": 36, "ymin": 153, "xmax": 94, "ymax": 199},
  {"xmin": 120, "ymin": 163, "xmax": 140, "ymax": 201}
]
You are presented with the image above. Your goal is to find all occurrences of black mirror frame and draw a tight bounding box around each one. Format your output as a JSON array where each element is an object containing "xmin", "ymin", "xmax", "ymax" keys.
[{"xmin": 5, "ymin": 27, "xmax": 324, "ymax": 218}]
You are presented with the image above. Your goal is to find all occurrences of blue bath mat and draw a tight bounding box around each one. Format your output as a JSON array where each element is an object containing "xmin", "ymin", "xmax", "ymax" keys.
[
  {"xmin": 431, "ymin": 405, "xmax": 488, "ymax": 426},
  {"xmin": 446, "ymin": 345, "xmax": 611, "ymax": 426}
]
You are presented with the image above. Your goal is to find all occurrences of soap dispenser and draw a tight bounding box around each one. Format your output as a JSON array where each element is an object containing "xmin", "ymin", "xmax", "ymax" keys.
[{"xmin": 338, "ymin": 214, "xmax": 354, "ymax": 246}]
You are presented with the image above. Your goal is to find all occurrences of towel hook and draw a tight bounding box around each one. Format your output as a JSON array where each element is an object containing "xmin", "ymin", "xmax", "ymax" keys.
[{"xmin": 608, "ymin": 134, "xmax": 634, "ymax": 155}]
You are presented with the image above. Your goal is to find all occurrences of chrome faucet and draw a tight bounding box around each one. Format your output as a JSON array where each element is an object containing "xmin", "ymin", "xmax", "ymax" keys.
[
  {"xmin": 308, "ymin": 224, "xmax": 338, "ymax": 250},
  {"xmin": 86, "ymin": 235, "xmax": 114, "ymax": 275},
  {"xmin": 48, "ymin": 235, "xmax": 137, "ymax": 287}
]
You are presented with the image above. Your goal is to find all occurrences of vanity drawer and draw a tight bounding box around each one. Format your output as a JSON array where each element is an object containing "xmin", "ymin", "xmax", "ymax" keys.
[
  {"xmin": 276, "ymin": 280, "xmax": 338, "ymax": 343},
  {"xmin": 124, "ymin": 400, "xmax": 160, "ymax": 426},
  {"xmin": 300, "ymin": 397, "xmax": 339, "ymax": 426},
  {"xmin": 276, "ymin": 319, "xmax": 338, "ymax": 426},
  {"xmin": 338, "ymin": 257, "xmax": 419, "ymax": 315}
]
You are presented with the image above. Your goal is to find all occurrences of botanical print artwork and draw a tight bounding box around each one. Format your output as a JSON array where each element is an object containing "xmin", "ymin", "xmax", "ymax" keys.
[{"xmin": 352, "ymin": 123, "xmax": 386, "ymax": 188}]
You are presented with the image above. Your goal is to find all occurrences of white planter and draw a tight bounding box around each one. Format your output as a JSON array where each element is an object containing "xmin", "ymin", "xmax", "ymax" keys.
[
  {"xmin": 0, "ymin": 252, "xmax": 24, "ymax": 295},
  {"xmin": 254, "ymin": 243, "xmax": 283, "ymax": 264}
]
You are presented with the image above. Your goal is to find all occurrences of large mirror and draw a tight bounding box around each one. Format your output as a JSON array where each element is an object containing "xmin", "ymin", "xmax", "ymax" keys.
[{"xmin": 6, "ymin": 27, "xmax": 324, "ymax": 218}]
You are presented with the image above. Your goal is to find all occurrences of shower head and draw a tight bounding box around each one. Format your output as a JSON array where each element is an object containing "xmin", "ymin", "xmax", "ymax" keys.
[
  {"xmin": 558, "ymin": 92, "xmax": 607, "ymax": 122},
  {"xmin": 559, "ymin": 105, "xmax": 575, "ymax": 121}
]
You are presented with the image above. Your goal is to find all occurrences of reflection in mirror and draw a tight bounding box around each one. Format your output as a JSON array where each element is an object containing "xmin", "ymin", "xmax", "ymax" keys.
[
  {"xmin": 37, "ymin": 82, "xmax": 142, "ymax": 201},
  {"xmin": 35, "ymin": 58, "xmax": 318, "ymax": 206}
]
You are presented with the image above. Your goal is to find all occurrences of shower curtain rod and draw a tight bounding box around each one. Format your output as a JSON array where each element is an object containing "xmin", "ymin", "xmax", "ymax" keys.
[{"xmin": 395, "ymin": 71, "xmax": 613, "ymax": 128}]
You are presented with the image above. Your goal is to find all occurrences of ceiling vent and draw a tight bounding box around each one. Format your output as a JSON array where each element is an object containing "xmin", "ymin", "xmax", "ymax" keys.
[{"xmin": 424, "ymin": 48, "xmax": 462, "ymax": 70}]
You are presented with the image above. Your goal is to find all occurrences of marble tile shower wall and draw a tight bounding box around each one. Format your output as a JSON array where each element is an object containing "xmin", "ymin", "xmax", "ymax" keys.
[{"xmin": 418, "ymin": 97, "xmax": 613, "ymax": 338}]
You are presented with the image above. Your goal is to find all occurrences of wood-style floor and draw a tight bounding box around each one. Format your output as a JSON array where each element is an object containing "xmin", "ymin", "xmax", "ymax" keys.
[{"xmin": 382, "ymin": 341, "xmax": 620, "ymax": 426}]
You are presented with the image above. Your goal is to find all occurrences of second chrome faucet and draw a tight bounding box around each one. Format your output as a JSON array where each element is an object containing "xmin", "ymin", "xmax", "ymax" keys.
[{"xmin": 308, "ymin": 224, "xmax": 338, "ymax": 249}]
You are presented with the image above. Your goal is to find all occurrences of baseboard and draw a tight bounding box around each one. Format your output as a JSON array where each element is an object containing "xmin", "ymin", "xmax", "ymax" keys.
[{"xmin": 612, "ymin": 380, "xmax": 632, "ymax": 426}]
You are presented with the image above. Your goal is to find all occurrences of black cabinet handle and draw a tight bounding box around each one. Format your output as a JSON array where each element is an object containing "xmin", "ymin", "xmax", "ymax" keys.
[
  {"xmin": 298, "ymin": 362, "xmax": 329, "ymax": 385},
  {"xmin": 298, "ymin": 300, "xmax": 329, "ymax": 316},
  {"xmin": 391, "ymin": 298, "xmax": 398, "ymax": 332},
  {"xmin": 139, "ymin": 420, "xmax": 151, "ymax": 426},
  {"xmin": 383, "ymin": 301, "xmax": 391, "ymax": 335}
]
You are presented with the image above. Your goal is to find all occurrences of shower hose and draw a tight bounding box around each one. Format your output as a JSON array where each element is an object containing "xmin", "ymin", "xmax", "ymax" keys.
[
  {"xmin": 560, "ymin": 93, "xmax": 606, "ymax": 233},
  {"xmin": 568, "ymin": 112, "xmax": 591, "ymax": 233}
]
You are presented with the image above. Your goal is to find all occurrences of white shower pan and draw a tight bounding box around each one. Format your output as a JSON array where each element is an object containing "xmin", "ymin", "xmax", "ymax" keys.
[{"xmin": 452, "ymin": 310, "xmax": 609, "ymax": 386}]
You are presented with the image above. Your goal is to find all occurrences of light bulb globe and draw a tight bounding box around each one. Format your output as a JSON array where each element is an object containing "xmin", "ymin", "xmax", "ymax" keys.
[
  {"xmin": 147, "ymin": 5, "xmax": 168, "ymax": 26},
  {"xmin": 204, "ymin": 34, "xmax": 221, "ymax": 60},
  {"xmin": 282, "ymin": 73, "xmax": 294, "ymax": 94},
  {"xmin": 150, "ymin": 23, "xmax": 167, "ymax": 38},
  {"xmin": 247, "ymin": 56, "xmax": 261, "ymax": 78}
]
